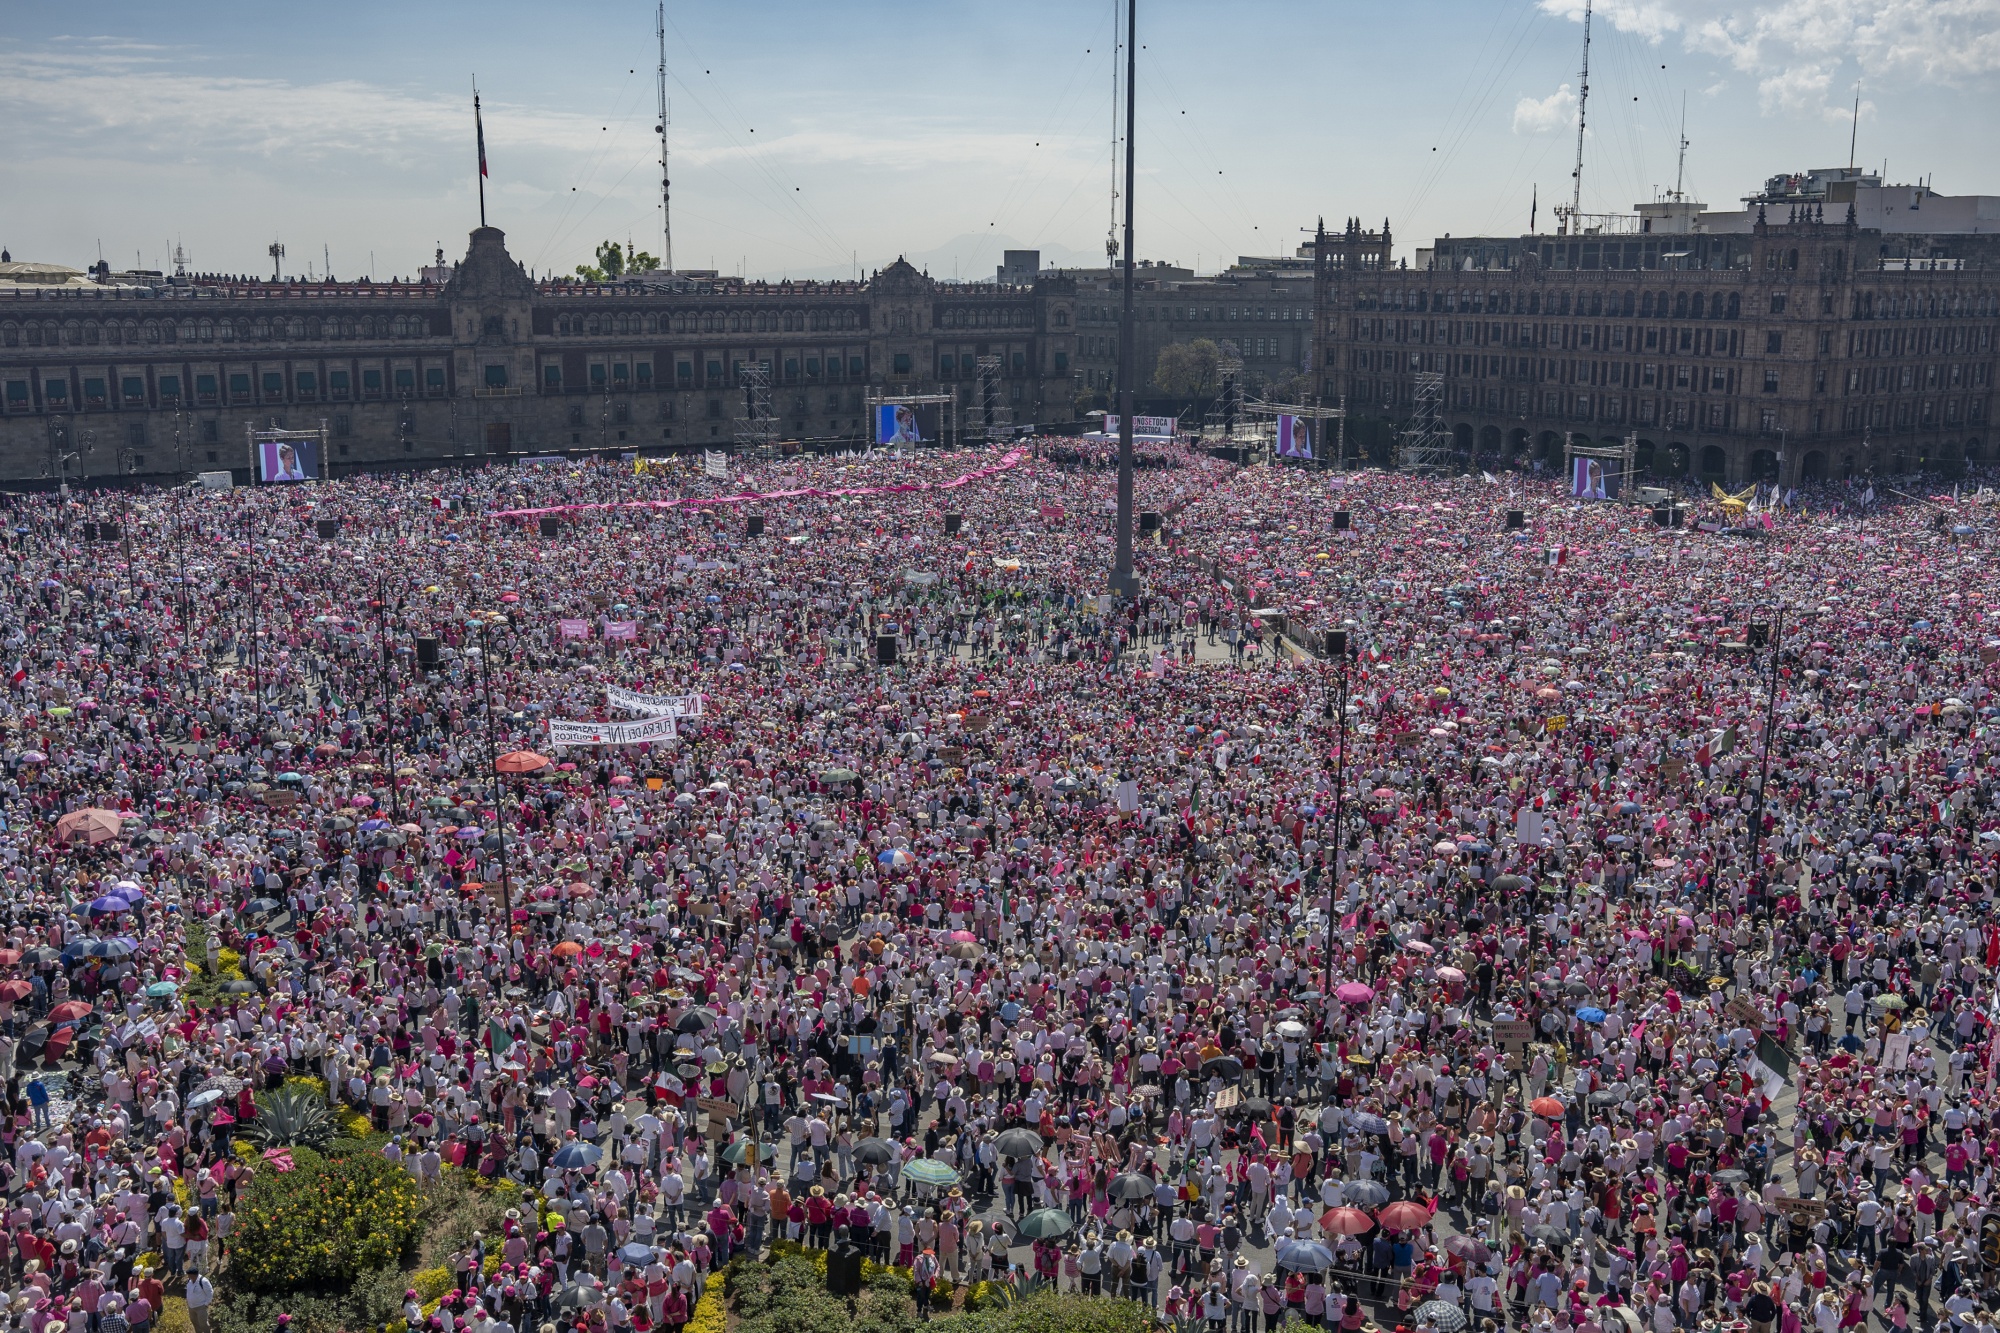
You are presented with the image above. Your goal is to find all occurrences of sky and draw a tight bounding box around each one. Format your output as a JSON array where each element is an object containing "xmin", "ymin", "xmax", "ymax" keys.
[{"xmin": 3, "ymin": 0, "xmax": 1996, "ymax": 283}]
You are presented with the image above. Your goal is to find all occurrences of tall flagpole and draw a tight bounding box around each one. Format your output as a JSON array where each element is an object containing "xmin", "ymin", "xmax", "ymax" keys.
[
  {"xmin": 1111, "ymin": 0, "xmax": 1137, "ymax": 599},
  {"xmin": 475, "ymin": 81, "xmax": 489, "ymax": 227}
]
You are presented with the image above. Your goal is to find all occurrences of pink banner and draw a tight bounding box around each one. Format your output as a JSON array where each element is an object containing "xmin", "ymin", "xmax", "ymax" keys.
[
  {"xmin": 488, "ymin": 449, "xmax": 1028, "ymax": 520},
  {"xmin": 559, "ymin": 619, "xmax": 591, "ymax": 639},
  {"xmin": 603, "ymin": 620, "xmax": 639, "ymax": 640}
]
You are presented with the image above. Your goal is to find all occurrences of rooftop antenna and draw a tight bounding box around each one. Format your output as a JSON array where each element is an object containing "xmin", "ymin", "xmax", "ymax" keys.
[
  {"xmin": 655, "ymin": 2, "xmax": 674, "ymax": 274},
  {"xmin": 324, "ymin": 243, "xmax": 331, "ymax": 280},
  {"xmin": 1671, "ymin": 93, "xmax": 1689, "ymax": 201},
  {"xmin": 1106, "ymin": 0, "xmax": 1121, "ymax": 265},
  {"xmin": 267, "ymin": 240, "xmax": 284, "ymax": 282},
  {"xmin": 1566, "ymin": 0, "xmax": 1592, "ymax": 234},
  {"xmin": 1848, "ymin": 80, "xmax": 1861, "ymax": 171}
]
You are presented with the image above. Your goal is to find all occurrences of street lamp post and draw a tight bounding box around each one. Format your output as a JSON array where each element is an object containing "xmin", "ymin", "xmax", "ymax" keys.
[
  {"xmin": 471, "ymin": 617, "xmax": 513, "ymax": 919},
  {"xmin": 1110, "ymin": 0, "xmax": 1138, "ymax": 600},
  {"xmin": 1323, "ymin": 629, "xmax": 1352, "ymax": 997},
  {"xmin": 1744, "ymin": 608, "xmax": 1786, "ymax": 919},
  {"xmin": 375, "ymin": 578, "xmax": 400, "ymax": 821}
]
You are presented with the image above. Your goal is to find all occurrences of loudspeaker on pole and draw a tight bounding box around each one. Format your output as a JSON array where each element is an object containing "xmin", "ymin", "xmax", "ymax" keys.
[
  {"xmin": 746, "ymin": 514, "xmax": 765, "ymax": 538},
  {"xmin": 415, "ymin": 637, "xmax": 440, "ymax": 670},
  {"xmin": 1505, "ymin": 510, "xmax": 1525, "ymax": 530},
  {"xmin": 315, "ymin": 518, "xmax": 338, "ymax": 539},
  {"xmin": 875, "ymin": 634, "xmax": 898, "ymax": 666},
  {"xmin": 1332, "ymin": 511, "xmax": 1351, "ymax": 531},
  {"xmin": 539, "ymin": 516, "xmax": 560, "ymax": 538},
  {"xmin": 944, "ymin": 514, "xmax": 963, "ymax": 535}
]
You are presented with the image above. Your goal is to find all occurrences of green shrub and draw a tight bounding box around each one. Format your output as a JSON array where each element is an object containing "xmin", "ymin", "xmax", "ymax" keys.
[
  {"xmin": 229, "ymin": 1145, "xmax": 425, "ymax": 1291},
  {"xmin": 927, "ymin": 1291, "xmax": 1157, "ymax": 1333}
]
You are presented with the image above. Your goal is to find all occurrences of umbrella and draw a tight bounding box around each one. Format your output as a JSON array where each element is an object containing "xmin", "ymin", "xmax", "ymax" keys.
[
  {"xmin": 222, "ymin": 980, "xmax": 258, "ymax": 994},
  {"xmin": 187, "ymin": 1088, "xmax": 227, "ymax": 1110},
  {"xmin": 1871, "ymin": 994, "xmax": 1907, "ymax": 1011},
  {"xmin": 675, "ymin": 1009, "xmax": 717, "ymax": 1034},
  {"xmin": 81, "ymin": 939, "xmax": 135, "ymax": 958},
  {"xmin": 1713, "ymin": 1168, "xmax": 1749, "ymax": 1183},
  {"xmin": 853, "ymin": 1138, "xmax": 898, "ymax": 1166},
  {"xmin": 617, "ymin": 1243, "xmax": 655, "ymax": 1265},
  {"xmin": 820, "ymin": 768, "xmax": 860, "ymax": 784},
  {"xmin": 1343, "ymin": 1179, "xmax": 1390, "ymax": 1207},
  {"xmin": 1348, "ymin": 1113, "xmax": 1389, "ymax": 1136},
  {"xmin": 900, "ymin": 1159, "xmax": 960, "ymax": 1187},
  {"xmin": 146, "ymin": 981, "xmax": 179, "ymax": 998},
  {"xmin": 1321, "ymin": 1206, "xmax": 1376, "ymax": 1236},
  {"xmin": 1335, "ymin": 982, "xmax": 1375, "ymax": 1004},
  {"xmin": 244, "ymin": 898, "xmax": 284, "ymax": 915},
  {"xmin": 1377, "ymin": 1200, "xmax": 1432, "ymax": 1231},
  {"xmin": 1201, "ymin": 1055, "xmax": 1244, "ymax": 1080},
  {"xmin": 497, "ymin": 750, "xmax": 552, "ymax": 774},
  {"xmin": 1417, "ymin": 1301, "xmax": 1469, "ymax": 1331},
  {"xmin": 1529, "ymin": 1096, "xmax": 1567, "ymax": 1118},
  {"xmin": 55, "ymin": 808, "xmax": 123, "ymax": 844},
  {"xmin": 1275, "ymin": 1020, "xmax": 1309, "ymax": 1040},
  {"xmin": 550, "ymin": 1142, "xmax": 602, "ymax": 1170},
  {"xmin": 552, "ymin": 1282, "xmax": 603, "ymax": 1313},
  {"xmin": 1107, "ymin": 1172, "xmax": 1157, "ymax": 1202},
  {"xmin": 1234, "ymin": 1097, "xmax": 1273, "ymax": 1119},
  {"xmin": 48, "ymin": 1001, "xmax": 92, "ymax": 1023},
  {"xmin": 1434, "ymin": 966, "xmax": 1466, "ymax": 983},
  {"xmin": 1589, "ymin": 1090, "xmax": 1625, "ymax": 1108},
  {"xmin": 88, "ymin": 896, "xmax": 132, "ymax": 914},
  {"xmin": 1574, "ymin": 1006, "xmax": 1607, "ymax": 1024},
  {"xmin": 1015, "ymin": 1208, "xmax": 1074, "ymax": 1240},
  {"xmin": 993, "ymin": 1127, "xmax": 1044, "ymax": 1157},
  {"xmin": 1441, "ymin": 1235, "xmax": 1492, "ymax": 1263},
  {"xmin": 1275, "ymin": 1239, "xmax": 1336, "ymax": 1273},
  {"xmin": 0, "ymin": 981, "xmax": 30, "ymax": 1002},
  {"xmin": 720, "ymin": 1139, "xmax": 775, "ymax": 1164}
]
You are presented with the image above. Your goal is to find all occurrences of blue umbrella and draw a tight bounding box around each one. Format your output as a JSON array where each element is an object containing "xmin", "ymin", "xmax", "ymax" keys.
[
  {"xmin": 550, "ymin": 1142, "xmax": 602, "ymax": 1170},
  {"xmin": 1275, "ymin": 1239, "xmax": 1335, "ymax": 1272},
  {"xmin": 146, "ymin": 980, "xmax": 179, "ymax": 998},
  {"xmin": 1575, "ymin": 1006, "xmax": 1607, "ymax": 1024},
  {"xmin": 88, "ymin": 896, "xmax": 131, "ymax": 914},
  {"xmin": 82, "ymin": 938, "xmax": 135, "ymax": 959}
]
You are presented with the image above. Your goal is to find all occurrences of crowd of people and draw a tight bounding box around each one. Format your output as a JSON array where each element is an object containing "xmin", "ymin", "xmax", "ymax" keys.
[{"xmin": 0, "ymin": 441, "xmax": 1995, "ymax": 1333}]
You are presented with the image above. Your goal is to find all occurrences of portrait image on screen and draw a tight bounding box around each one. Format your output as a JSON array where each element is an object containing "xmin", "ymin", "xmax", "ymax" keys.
[
  {"xmin": 258, "ymin": 438, "xmax": 319, "ymax": 484},
  {"xmin": 874, "ymin": 402, "xmax": 937, "ymax": 446},
  {"xmin": 1571, "ymin": 455, "xmax": 1614, "ymax": 500}
]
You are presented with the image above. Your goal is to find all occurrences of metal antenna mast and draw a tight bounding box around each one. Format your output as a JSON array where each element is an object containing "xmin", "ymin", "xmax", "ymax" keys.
[
  {"xmin": 656, "ymin": 2, "xmax": 673, "ymax": 274},
  {"xmin": 1848, "ymin": 80, "xmax": 1861, "ymax": 171},
  {"xmin": 1568, "ymin": 0, "xmax": 1592, "ymax": 233},
  {"xmin": 1106, "ymin": 0, "xmax": 1121, "ymax": 264},
  {"xmin": 1672, "ymin": 93, "xmax": 1689, "ymax": 200}
]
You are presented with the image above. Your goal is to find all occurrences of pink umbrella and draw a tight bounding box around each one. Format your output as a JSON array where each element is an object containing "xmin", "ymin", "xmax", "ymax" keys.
[{"xmin": 1335, "ymin": 982, "xmax": 1374, "ymax": 1005}]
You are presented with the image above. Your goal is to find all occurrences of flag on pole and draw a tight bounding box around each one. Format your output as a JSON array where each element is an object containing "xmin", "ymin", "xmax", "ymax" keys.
[{"xmin": 476, "ymin": 94, "xmax": 489, "ymax": 179}]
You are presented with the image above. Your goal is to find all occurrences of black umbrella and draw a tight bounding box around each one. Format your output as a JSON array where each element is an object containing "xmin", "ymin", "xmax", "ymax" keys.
[
  {"xmin": 1202, "ymin": 1055, "xmax": 1244, "ymax": 1080},
  {"xmin": 676, "ymin": 1009, "xmax": 717, "ymax": 1034},
  {"xmin": 1234, "ymin": 1097, "xmax": 1273, "ymax": 1118},
  {"xmin": 1491, "ymin": 873, "xmax": 1526, "ymax": 893},
  {"xmin": 993, "ymin": 1127, "xmax": 1044, "ymax": 1157},
  {"xmin": 1107, "ymin": 1172, "xmax": 1157, "ymax": 1202},
  {"xmin": 853, "ymin": 1138, "xmax": 898, "ymax": 1167}
]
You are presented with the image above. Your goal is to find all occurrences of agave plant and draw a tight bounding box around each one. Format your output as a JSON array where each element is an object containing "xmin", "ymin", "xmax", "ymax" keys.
[{"xmin": 241, "ymin": 1085, "xmax": 334, "ymax": 1151}]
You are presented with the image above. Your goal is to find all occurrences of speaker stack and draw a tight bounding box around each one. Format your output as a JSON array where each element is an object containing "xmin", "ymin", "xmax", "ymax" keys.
[
  {"xmin": 875, "ymin": 634, "xmax": 898, "ymax": 666},
  {"xmin": 1652, "ymin": 505, "xmax": 1671, "ymax": 528},
  {"xmin": 1332, "ymin": 511, "xmax": 1351, "ymax": 531},
  {"xmin": 944, "ymin": 514, "xmax": 963, "ymax": 535},
  {"xmin": 315, "ymin": 518, "xmax": 338, "ymax": 539},
  {"xmin": 746, "ymin": 514, "xmax": 765, "ymax": 538},
  {"xmin": 1505, "ymin": 510, "xmax": 1525, "ymax": 531},
  {"xmin": 81, "ymin": 522, "xmax": 99, "ymax": 542},
  {"xmin": 539, "ymin": 516, "xmax": 560, "ymax": 538},
  {"xmin": 1139, "ymin": 511, "xmax": 1161, "ymax": 534},
  {"xmin": 415, "ymin": 637, "xmax": 440, "ymax": 670}
]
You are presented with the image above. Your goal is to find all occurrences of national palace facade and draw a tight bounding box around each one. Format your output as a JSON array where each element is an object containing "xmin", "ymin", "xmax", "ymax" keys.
[
  {"xmin": 0, "ymin": 227, "xmax": 1079, "ymax": 484},
  {"xmin": 1311, "ymin": 207, "xmax": 1999, "ymax": 487}
]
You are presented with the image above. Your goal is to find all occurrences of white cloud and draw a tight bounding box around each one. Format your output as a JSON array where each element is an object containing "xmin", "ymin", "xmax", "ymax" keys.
[
  {"xmin": 1513, "ymin": 83, "xmax": 1579, "ymax": 133},
  {"xmin": 1537, "ymin": 0, "xmax": 2000, "ymax": 119}
]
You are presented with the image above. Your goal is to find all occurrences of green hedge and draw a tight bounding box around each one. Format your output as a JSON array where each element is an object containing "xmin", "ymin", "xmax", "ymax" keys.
[{"xmin": 230, "ymin": 1146, "xmax": 425, "ymax": 1290}]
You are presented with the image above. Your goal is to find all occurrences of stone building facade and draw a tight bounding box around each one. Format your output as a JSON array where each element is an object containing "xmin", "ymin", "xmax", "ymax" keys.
[
  {"xmin": 1312, "ymin": 211, "xmax": 1999, "ymax": 486},
  {"xmin": 0, "ymin": 227, "xmax": 1078, "ymax": 484}
]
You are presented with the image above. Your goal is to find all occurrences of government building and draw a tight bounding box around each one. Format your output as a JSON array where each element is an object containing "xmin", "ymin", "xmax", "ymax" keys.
[
  {"xmin": 1311, "ymin": 168, "xmax": 2000, "ymax": 487},
  {"xmin": 0, "ymin": 227, "xmax": 1079, "ymax": 484}
]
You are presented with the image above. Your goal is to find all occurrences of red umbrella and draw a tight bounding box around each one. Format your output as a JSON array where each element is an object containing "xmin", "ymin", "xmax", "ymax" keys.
[
  {"xmin": 1321, "ymin": 1206, "xmax": 1375, "ymax": 1235},
  {"xmin": 48, "ymin": 1000, "xmax": 91, "ymax": 1024},
  {"xmin": 496, "ymin": 750, "xmax": 551, "ymax": 775},
  {"xmin": 1376, "ymin": 1200, "xmax": 1432, "ymax": 1231},
  {"xmin": 0, "ymin": 949, "xmax": 19, "ymax": 967},
  {"xmin": 0, "ymin": 980, "xmax": 30, "ymax": 1001},
  {"xmin": 54, "ymin": 808, "xmax": 123, "ymax": 845},
  {"xmin": 1529, "ymin": 1096, "xmax": 1567, "ymax": 1119}
]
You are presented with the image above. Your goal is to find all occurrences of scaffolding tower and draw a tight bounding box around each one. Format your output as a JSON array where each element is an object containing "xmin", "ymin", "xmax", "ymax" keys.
[
  {"xmin": 1203, "ymin": 351, "xmax": 1246, "ymax": 441},
  {"xmin": 1398, "ymin": 371, "xmax": 1456, "ymax": 472},
  {"xmin": 735, "ymin": 362, "xmax": 776, "ymax": 457},
  {"xmin": 975, "ymin": 355, "xmax": 1013, "ymax": 443}
]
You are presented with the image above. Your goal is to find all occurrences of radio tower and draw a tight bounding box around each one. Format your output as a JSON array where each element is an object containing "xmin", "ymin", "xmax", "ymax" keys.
[
  {"xmin": 656, "ymin": 2, "xmax": 673, "ymax": 275},
  {"xmin": 268, "ymin": 240, "xmax": 285, "ymax": 282},
  {"xmin": 1566, "ymin": 0, "xmax": 1592, "ymax": 234}
]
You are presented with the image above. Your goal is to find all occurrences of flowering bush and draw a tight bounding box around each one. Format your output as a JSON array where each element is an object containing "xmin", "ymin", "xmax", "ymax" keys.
[
  {"xmin": 230, "ymin": 1146, "xmax": 425, "ymax": 1291},
  {"xmin": 685, "ymin": 1271, "xmax": 727, "ymax": 1333}
]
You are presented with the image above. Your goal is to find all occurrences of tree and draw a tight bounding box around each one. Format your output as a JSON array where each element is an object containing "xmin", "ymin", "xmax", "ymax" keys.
[
  {"xmin": 574, "ymin": 241, "xmax": 661, "ymax": 282},
  {"xmin": 1265, "ymin": 368, "xmax": 1315, "ymax": 404},
  {"xmin": 1151, "ymin": 338, "xmax": 1223, "ymax": 399}
]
